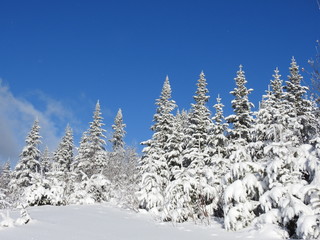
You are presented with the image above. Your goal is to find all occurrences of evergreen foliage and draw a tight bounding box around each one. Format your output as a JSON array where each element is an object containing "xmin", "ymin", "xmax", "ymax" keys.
[
  {"xmin": 110, "ymin": 108, "xmax": 126, "ymax": 152},
  {"xmin": 226, "ymin": 65, "xmax": 254, "ymax": 143},
  {"xmin": 76, "ymin": 101, "xmax": 107, "ymax": 178},
  {"xmin": 4, "ymin": 57, "xmax": 320, "ymax": 239},
  {"xmin": 0, "ymin": 161, "xmax": 11, "ymax": 208},
  {"xmin": 10, "ymin": 120, "xmax": 42, "ymax": 205},
  {"xmin": 138, "ymin": 76, "xmax": 177, "ymax": 211}
]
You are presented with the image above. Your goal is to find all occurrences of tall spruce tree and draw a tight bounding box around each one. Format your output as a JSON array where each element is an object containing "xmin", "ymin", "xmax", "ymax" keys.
[
  {"xmin": 223, "ymin": 67, "xmax": 262, "ymax": 230},
  {"xmin": 48, "ymin": 125, "xmax": 74, "ymax": 204},
  {"xmin": 256, "ymin": 60, "xmax": 319, "ymax": 238},
  {"xmin": 40, "ymin": 146, "xmax": 52, "ymax": 176},
  {"xmin": 284, "ymin": 57, "xmax": 317, "ymax": 144},
  {"xmin": 12, "ymin": 119, "xmax": 42, "ymax": 189},
  {"xmin": 226, "ymin": 65, "xmax": 254, "ymax": 143},
  {"xmin": 184, "ymin": 71, "xmax": 213, "ymax": 163},
  {"xmin": 106, "ymin": 109, "xmax": 127, "ymax": 198},
  {"xmin": 10, "ymin": 119, "xmax": 42, "ymax": 205},
  {"xmin": 110, "ymin": 108, "xmax": 126, "ymax": 152},
  {"xmin": 77, "ymin": 101, "xmax": 107, "ymax": 178},
  {"xmin": 137, "ymin": 76, "xmax": 177, "ymax": 211},
  {"xmin": 165, "ymin": 72, "xmax": 217, "ymax": 222},
  {"xmin": 212, "ymin": 95, "xmax": 228, "ymax": 158},
  {"xmin": 52, "ymin": 125, "xmax": 74, "ymax": 173},
  {"xmin": 252, "ymin": 68, "xmax": 286, "ymax": 161},
  {"xmin": 165, "ymin": 110, "xmax": 187, "ymax": 175},
  {"xmin": 69, "ymin": 102, "xmax": 110, "ymax": 204}
]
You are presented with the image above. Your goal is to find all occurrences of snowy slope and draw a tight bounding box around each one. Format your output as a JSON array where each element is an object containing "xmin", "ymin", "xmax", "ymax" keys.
[{"xmin": 0, "ymin": 204, "xmax": 284, "ymax": 240}]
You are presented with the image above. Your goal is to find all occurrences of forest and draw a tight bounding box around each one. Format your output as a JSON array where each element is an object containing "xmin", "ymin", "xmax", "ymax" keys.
[{"xmin": 1, "ymin": 57, "xmax": 320, "ymax": 239}]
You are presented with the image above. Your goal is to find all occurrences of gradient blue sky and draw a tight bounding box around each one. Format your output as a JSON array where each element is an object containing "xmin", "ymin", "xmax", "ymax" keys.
[{"xmin": 0, "ymin": 0, "xmax": 319, "ymax": 165}]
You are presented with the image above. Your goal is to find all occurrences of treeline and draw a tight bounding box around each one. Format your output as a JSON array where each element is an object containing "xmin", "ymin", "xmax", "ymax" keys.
[
  {"xmin": 1, "ymin": 57, "xmax": 320, "ymax": 239},
  {"xmin": 0, "ymin": 105, "xmax": 139, "ymax": 209}
]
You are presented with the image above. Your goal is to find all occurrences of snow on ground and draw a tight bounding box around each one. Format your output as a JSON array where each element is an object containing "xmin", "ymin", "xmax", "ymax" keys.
[{"xmin": 0, "ymin": 204, "xmax": 283, "ymax": 240}]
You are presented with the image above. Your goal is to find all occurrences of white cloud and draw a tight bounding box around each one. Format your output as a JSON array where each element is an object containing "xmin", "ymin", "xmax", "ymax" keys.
[{"xmin": 0, "ymin": 81, "xmax": 78, "ymax": 167}]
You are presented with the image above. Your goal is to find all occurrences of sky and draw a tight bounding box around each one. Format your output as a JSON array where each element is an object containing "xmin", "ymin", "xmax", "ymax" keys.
[{"xmin": 0, "ymin": 0, "xmax": 319, "ymax": 166}]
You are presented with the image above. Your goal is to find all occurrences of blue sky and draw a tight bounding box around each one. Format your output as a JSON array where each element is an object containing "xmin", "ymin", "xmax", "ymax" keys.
[{"xmin": 0, "ymin": 0, "xmax": 319, "ymax": 165}]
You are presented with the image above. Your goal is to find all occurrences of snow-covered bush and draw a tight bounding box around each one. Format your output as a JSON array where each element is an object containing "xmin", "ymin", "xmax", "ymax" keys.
[
  {"xmin": 137, "ymin": 170, "xmax": 165, "ymax": 212},
  {"xmin": 296, "ymin": 215, "xmax": 320, "ymax": 239},
  {"xmin": 24, "ymin": 175, "xmax": 52, "ymax": 206},
  {"xmin": 223, "ymin": 161, "xmax": 265, "ymax": 231},
  {"xmin": 224, "ymin": 180, "xmax": 260, "ymax": 230},
  {"xmin": 163, "ymin": 167, "xmax": 197, "ymax": 222},
  {"xmin": 260, "ymin": 140, "xmax": 319, "ymax": 237},
  {"xmin": 68, "ymin": 173, "xmax": 111, "ymax": 205},
  {"xmin": 15, "ymin": 205, "xmax": 31, "ymax": 225}
]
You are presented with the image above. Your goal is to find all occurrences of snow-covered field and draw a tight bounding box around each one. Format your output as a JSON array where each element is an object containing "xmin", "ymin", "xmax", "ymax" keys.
[{"xmin": 0, "ymin": 204, "xmax": 285, "ymax": 240}]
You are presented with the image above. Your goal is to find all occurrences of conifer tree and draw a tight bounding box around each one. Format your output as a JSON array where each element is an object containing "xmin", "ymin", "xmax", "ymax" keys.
[
  {"xmin": 0, "ymin": 161, "xmax": 11, "ymax": 186},
  {"xmin": 46, "ymin": 125, "xmax": 74, "ymax": 204},
  {"xmin": 223, "ymin": 67, "xmax": 262, "ymax": 230},
  {"xmin": 284, "ymin": 57, "xmax": 317, "ymax": 144},
  {"xmin": 69, "ymin": 102, "xmax": 110, "ymax": 204},
  {"xmin": 106, "ymin": 109, "xmax": 127, "ymax": 199},
  {"xmin": 256, "ymin": 61, "xmax": 319, "ymax": 238},
  {"xmin": 184, "ymin": 71, "xmax": 213, "ymax": 163},
  {"xmin": 165, "ymin": 110, "xmax": 187, "ymax": 174},
  {"xmin": 12, "ymin": 119, "xmax": 42, "ymax": 189},
  {"xmin": 252, "ymin": 68, "xmax": 287, "ymax": 161},
  {"xmin": 212, "ymin": 95, "xmax": 228, "ymax": 158},
  {"xmin": 210, "ymin": 95, "xmax": 229, "ymax": 216},
  {"xmin": 52, "ymin": 125, "xmax": 74, "ymax": 173},
  {"xmin": 165, "ymin": 72, "xmax": 217, "ymax": 222},
  {"xmin": 72, "ymin": 130, "xmax": 88, "ymax": 174},
  {"xmin": 138, "ymin": 76, "xmax": 177, "ymax": 211},
  {"xmin": 0, "ymin": 161, "xmax": 11, "ymax": 208},
  {"xmin": 40, "ymin": 146, "xmax": 52, "ymax": 176},
  {"xmin": 226, "ymin": 65, "xmax": 254, "ymax": 143},
  {"xmin": 9, "ymin": 120, "xmax": 44, "ymax": 206},
  {"xmin": 77, "ymin": 101, "xmax": 107, "ymax": 178},
  {"xmin": 110, "ymin": 109, "xmax": 126, "ymax": 152}
]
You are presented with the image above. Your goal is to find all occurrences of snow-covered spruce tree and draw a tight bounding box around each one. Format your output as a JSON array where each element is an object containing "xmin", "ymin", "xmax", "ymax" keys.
[
  {"xmin": 52, "ymin": 125, "xmax": 74, "ymax": 173},
  {"xmin": 162, "ymin": 110, "xmax": 189, "ymax": 222},
  {"xmin": 210, "ymin": 95, "xmax": 229, "ymax": 217},
  {"xmin": 70, "ymin": 101, "xmax": 110, "ymax": 204},
  {"xmin": 284, "ymin": 57, "xmax": 317, "ymax": 144},
  {"xmin": 40, "ymin": 146, "xmax": 52, "ymax": 176},
  {"xmin": 47, "ymin": 125, "xmax": 74, "ymax": 205},
  {"xmin": 106, "ymin": 109, "xmax": 127, "ymax": 200},
  {"xmin": 115, "ymin": 146, "xmax": 140, "ymax": 209},
  {"xmin": 0, "ymin": 161, "xmax": 11, "ymax": 208},
  {"xmin": 77, "ymin": 101, "xmax": 108, "ymax": 177},
  {"xmin": 107, "ymin": 109, "xmax": 126, "ymax": 182},
  {"xmin": 10, "ymin": 119, "xmax": 42, "ymax": 206},
  {"xmin": 165, "ymin": 109, "xmax": 188, "ymax": 176},
  {"xmin": 212, "ymin": 95, "xmax": 228, "ymax": 158},
  {"xmin": 108, "ymin": 112, "xmax": 139, "ymax": 208},
  {"xmin": 137, "ymin": 76, "xmax": 177, "ymax": 213},
  {"xmin": 71, "ymin": 130, "xmax": 88, "ymax": 176},
  {"xmin": 226, "ymin": 65, "xmax": 255, "ymax": 145},
  {"xmin": 183, "ymin": 71, "xmax": 214, "ymax": 164},
  {"xmin": 223, "ymin": 66, "xmax": 266, "ymax": 231},
  {"xmin": 255, "ymin": 68, "xmax": 286, "ymax": 144},
  {"xmin": 251, "ymin": 68, "xmax": 287, "ymax": 162},
  {"xmin": 164, "ymin": 72, "xmax": 218, "ymax": 223},
  {"xmin": 110, "ymin": 108, "xmax": 126, "ymax": 152},
  {"xmin": 254, "ymin": 61, "xmax": 320, "ymax": 238}
]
